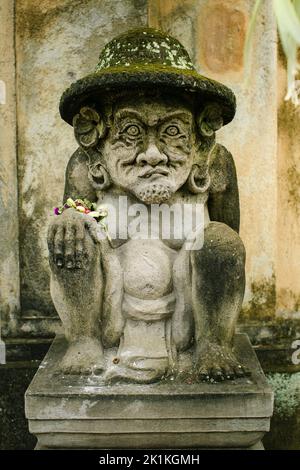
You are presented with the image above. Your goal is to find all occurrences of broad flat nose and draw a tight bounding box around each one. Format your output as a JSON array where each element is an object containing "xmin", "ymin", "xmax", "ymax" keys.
[{"xmin": 137, "ymin": 143, "xmax": 168, "ymax": 166}]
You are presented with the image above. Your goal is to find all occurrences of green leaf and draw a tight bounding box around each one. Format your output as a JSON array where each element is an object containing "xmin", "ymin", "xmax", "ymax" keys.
[
  {"xmin": 245, "ymin": 0, "xmax": 300, "ymax": 105},
  {"xmin": 292, "ymin": 0, "xmax": 300, "ymax": 18},
  {"xmin": 244, "ymin": 0, "xmax": 263, "ymax": 76},
  {"xmin": 83, "ymin": 198, "xmax": 93, "ymax": 209},
  {"xmin": 66, "ymin": 197, "xmax": 76, "ymax": 208},
  {"xmin": 274, "ymin": 0, "xmax": 300, "ymax": 104},
  {"xmin": 273, "ymin": 0, "xmax": 300, "ymax": 44}
]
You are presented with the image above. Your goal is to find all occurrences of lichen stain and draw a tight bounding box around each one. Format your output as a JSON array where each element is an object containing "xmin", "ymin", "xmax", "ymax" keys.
[
  {"xmin": 242, "ymin": 278, "xmax": 276, "ymax": 320},
  {"xmin": 197, "ymin": 2, "xmax": 246, "ymax": 74},
  {"xmin": 149, "ymin": 0, "xmax": 195, "ymax": 25},
  {"xmin": 278, "ymin": 99, "xmax": 300, "ymax": 216},
  {"xmin": 95, "ymin": 29, "xmax": 193, "ymax": 71},
  {"xmin": 277, "ymin": 288, "xmax": 300, "ymax": 314},
  {"xmin": 286, "ymin": 165, "xmax": 300, "ymax": 215},
  {"xmin": 16, "ymin": 0, "xmax": 85, "ymax": 39}
]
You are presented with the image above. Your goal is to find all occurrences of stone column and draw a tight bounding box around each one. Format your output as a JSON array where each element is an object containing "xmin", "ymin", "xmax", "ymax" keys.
[{"xmin": 0, "ymin": 0, "xmax": 20, "ymax": 337}]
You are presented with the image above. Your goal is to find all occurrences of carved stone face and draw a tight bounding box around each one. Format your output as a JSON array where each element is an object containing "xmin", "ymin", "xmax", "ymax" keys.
[{"xmin": 102, "ymin": 95, "xmax": 195, "ymax": 204}]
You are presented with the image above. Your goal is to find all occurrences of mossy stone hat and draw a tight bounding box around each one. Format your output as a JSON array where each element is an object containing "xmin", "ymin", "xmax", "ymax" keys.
[{"xmin": 60, "ymin": 28, "xmax": 236, "ymax": 126}]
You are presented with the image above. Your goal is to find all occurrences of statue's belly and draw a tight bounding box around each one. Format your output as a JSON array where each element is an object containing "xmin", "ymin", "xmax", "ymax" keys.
[{"xmin": 118, "ymin": 240, "xmax": 175, "ymax": 300}]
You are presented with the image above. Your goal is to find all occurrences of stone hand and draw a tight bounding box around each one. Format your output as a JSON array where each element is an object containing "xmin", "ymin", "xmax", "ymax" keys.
[{"xmin": 47, "ymin": 208, "xmax": 100, "ymax": 269}]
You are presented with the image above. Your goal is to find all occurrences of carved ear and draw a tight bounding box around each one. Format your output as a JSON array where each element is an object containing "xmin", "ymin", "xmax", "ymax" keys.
[
  {"xmin": 197, "ymin": 103, "xmax": 223, "ymax": 137},
  {"xmin": 188, "ymin": 164, "xmax": 211, "ymax": 194},
  {"xmin": 88, "ymin": 162, "xmax": 111, "ymax": 190},
  {"xmin": 73, "ymin": 106, "xmax": 106, "ymax": 149}
]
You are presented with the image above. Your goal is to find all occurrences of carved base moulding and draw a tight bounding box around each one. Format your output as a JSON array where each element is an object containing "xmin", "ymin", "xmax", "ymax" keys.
[{"xmin": 25, "ymin": 334, "xmax": 273, "ymax": 450}]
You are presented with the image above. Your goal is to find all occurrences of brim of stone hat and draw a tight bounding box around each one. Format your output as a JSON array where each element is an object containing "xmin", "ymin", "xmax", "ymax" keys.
[{"xmin": 59, "ymin": 64, "xmax": 236, "ymax": 126}]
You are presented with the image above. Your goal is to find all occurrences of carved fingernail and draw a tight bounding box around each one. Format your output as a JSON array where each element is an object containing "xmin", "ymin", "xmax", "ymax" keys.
[{"xmin": 57, "ymin": 259, "xmax": 63, "ymax": 267}]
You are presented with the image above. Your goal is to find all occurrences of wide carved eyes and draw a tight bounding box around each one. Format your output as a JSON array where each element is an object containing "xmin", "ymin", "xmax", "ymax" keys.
[
  {"xmin": 125, "ymin": 124, "xmax": 141, "ymax": 136},
  {"xmin": 164, "ymin": 125, "xmax": 180, "ymax": 136},
  {"xmin": 122, "ymin": 123, "xmax": 182, "ymax": 138}
]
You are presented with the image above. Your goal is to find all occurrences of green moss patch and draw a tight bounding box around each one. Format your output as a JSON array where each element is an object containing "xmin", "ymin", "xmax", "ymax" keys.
[{"xmin": 267, "ymin": 372, "xmax": 300, "ymax": 419}]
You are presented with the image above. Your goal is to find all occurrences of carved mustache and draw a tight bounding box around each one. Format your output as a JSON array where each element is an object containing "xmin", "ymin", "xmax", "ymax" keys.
[
  {"xmin": 118, "ymin": 147, "xmax": 189, "ymax": 177},
  {"xmin": 118, "ymin": 147, "xmax": 188, "ymax": 166}
]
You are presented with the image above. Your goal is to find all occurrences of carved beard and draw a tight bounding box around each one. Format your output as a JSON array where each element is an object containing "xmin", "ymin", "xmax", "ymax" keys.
[{"xmin": 135, "ymin": 182, "xmax": 173, "ymax": 204}]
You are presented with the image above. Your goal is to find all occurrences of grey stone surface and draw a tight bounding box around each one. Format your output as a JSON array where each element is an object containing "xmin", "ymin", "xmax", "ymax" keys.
[
  {"xmin": 46, "ymin": 28, "xmax": 247, "ymax": 385},
  {"xmin": 25, "ymin": 333, "xmax": 273, "ymax": 449}
]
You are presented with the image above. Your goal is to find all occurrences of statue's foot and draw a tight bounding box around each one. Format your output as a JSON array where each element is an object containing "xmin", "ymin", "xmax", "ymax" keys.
[
  {"xmin": 104, "ymin": 365, "xmax": 163, "ymax": 384},
  {"xmin": 104, "ymin": 357, "xmax": 169, "ymax": 384},
  {"xmin": 57, "ymin": 338, "xmax": 105, "ymax": 375},
  {"xmin": 195, "ymin": 342, "xmax": 248, "ymax": 382}
]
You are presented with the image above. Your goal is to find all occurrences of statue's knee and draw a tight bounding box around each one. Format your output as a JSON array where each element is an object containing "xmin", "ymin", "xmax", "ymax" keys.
[
  {"xmin": 206, "ymin": 222, "xmax": 245, "ymax": 254},
  {"xmin": 191, "ymin": 222, "xmax": 245, "ymax": 268}
]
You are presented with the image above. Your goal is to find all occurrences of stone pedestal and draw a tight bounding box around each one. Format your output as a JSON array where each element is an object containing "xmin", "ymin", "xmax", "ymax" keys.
[{"xmin": 25, "ymin": 334, "xmax": 273, "ymax": 449}]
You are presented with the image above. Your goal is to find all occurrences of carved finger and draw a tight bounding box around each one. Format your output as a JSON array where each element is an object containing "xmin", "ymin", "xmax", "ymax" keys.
[
  {"xmin": 54, "ymin": 225, "xmax": 65, "ymax": 267},
  {"xmin": 64, "ymin": 223, "xmax": 76, "ymax": 269},
  {"xmin": 233, "ymin": 366, "xmax": 245, "ymax": 378},
  {"xmin": 197, "ymin": 365, "xmax": 209, "ymax": 382},
  {"xmin": 84, "ymin": 217, "xmax": 100, "ymax": 244},
  {"xmin": 234, "ymin": 364, "xmax": 248, "ymax": 378},
  {"xmin": 212, "ymin": 367, "xmax": 225, "ymax": 382},
  {"xmin": 75, "ymin": 223, "xmax": 85, "ymax": 269},
  {"xmin": 222, "ymin": 365, "xmax": 234, "ymax": 380},
  {"xmin": 47, "ymin": 223, "xmax": 57, "ymax": 259}
]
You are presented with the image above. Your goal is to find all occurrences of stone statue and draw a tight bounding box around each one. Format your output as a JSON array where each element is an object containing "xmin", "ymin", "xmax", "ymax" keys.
[{"xmin": 47, "ymin": 28, "xmax": 246, "ymax": 384}]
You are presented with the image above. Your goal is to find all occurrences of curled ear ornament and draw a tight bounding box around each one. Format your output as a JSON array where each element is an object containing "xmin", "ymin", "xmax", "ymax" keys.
[
  {"xmin": 197, "ymin": 103, "xmax": 223, "ymax": 137},
  {"xmin": 73, "ymin": 106, "xmax": 106, "ymax": 149},
  {"xmin": 188, "ymin": 164, "xmax": 211, "ymax": 194},
  {"xmin": 88, "ymin": 162, "xmax": 111, "ymax": 191}
]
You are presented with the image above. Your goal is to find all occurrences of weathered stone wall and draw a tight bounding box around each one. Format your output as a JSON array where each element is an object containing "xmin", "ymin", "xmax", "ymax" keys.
[
  {"xmin": 276, "ymin": 48, "xmax": 300, "ymax": 319},
  {"xmin": 0, "ymin": 0, "xmax": 19, "ymax": 336},
  {"xmin": 0, "ymin": 0, "xmax": 299, "ymax": 338},
  {"xmin": 1, "ymin": 0, "xmax": 148, "ymax": 336}
]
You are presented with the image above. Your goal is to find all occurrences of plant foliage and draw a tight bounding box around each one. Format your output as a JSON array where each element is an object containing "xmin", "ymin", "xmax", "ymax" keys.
[{"xmin": 245, "ymin": 0, "xmax": 300, "ymax": 105}]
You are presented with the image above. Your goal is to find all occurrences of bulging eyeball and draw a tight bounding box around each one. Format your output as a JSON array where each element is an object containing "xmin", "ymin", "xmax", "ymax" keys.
[
  {"xmin": 73, "ymin": 106, "xmax": 106, "ymax": 148},
  {"xmin": 197, "ymin": 103, "xmax": 223, "ymax": 137}
]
